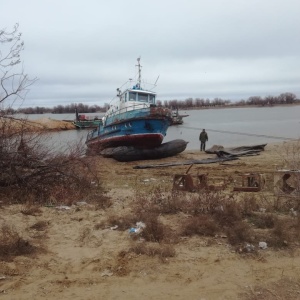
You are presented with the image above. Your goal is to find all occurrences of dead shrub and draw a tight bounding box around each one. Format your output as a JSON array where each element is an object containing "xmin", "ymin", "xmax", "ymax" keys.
[
  {"xmin": 0, "ymin": 121, "xmax": 105, "ymax": 206},
  {"xmin": 214, "ymin": 201, "xmax": 243, "ymax": 227},
  {"xmin": 95, "ymin": 214, "xmax": 137, "ymax": 230},
  {"xmin": 159, "ymin": 190, "xmax": 188, "ymax": 214},
  {"xmin": 226, "ymin": 221, "xmax": 254, "ymax": 245},
  {"xmin": 89, "ymin": 191, "xmax": 112, "ymax": 210},
  {"xmin": 294, "ymin": 215, "xmax": 300, "ymax": 238},
  {"xmin": 0, "ymin": 224, "xmax": 36, "ymax": 260},
  {"xmin": 241, "ymin": 277, "xmax": 300, "ymax": 300},
  {"xmin": 187, "ymin": 191, "xmax": 225, "ymax": 215},
  {"xmin": 181, "ymin": 215, "xmax": 219, "ymax": 237},
  {"xmin": 268, "ymin": 218, "xmax": 292, "ymax": 248},
  {"xmin": 280, "ymin": 140, "xmax": 300, "ymax": 170},
  {"xmin": 133, "ymin": 189, "xmax": 160, "ymax": 215},
  {"xmin": 249, "ymin": 213, "xmax": 277, "ymax": 229},
  {"xmin": 29, "ymin": 221, "xmax": 49, "ymax": 231},
  {"xmin": 133, "ymin": 187, "xmax": 187, "ymax": 215},
  {"xmin": 139, "ymin": 213, "xmax": 165, "ymax": 242},
  {"xmin": 159, "ymin": 244, "xmax": 176, "ymax": 258},
  {"xmin": 130, "ymin": 243, "xmax": 148, "ymax": 255},
  {"xmin": 130, "ymin": 243, "xmax": 175, "ymax": 258},
  {"xmin": 0, "ymin": 28, "xmax": 107, "ymax": 206},
  {"xmin": 241, "ymin": 195, "xmax": 259, "ymax": 216},
  {"xmin": 21, "ymin": 205, "xmax": 42, "ymax": 216}
]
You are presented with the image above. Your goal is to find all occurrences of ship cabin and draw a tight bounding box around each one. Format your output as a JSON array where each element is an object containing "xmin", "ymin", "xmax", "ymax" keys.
[{"xmin": 121, "ymin": 84, "xmax": 156, "ymax": 107}]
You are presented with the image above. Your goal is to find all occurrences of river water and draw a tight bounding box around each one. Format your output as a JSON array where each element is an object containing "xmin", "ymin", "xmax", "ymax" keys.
[{"xmin": 20, "ymin": 105, "xmax": 300, "ymax": 151}]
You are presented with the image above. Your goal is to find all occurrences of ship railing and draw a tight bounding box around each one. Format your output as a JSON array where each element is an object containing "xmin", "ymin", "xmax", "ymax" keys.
[
  {"xmin": 86, "ymin": 128, "xmax": 98, "ymax": 141},
  {"xmin": 105, "ymin": 103, "xmax": 150, "ymax": 124},
  {"xmin": 105, "ymin": 102, "xmax": 171, "ymax": 122},
  {"xmin": 106, "ymin": 102, "xmax": 148, "ymax": 116}
]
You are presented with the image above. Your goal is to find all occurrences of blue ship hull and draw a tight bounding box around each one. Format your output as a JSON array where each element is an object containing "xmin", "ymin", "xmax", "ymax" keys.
[
  {"xmin": 86, "ymin": 114, "xmax": 170, "ymax": 152},
  {"xmin": 85, "ymin": 58, "xmax": 172, "ymax": 154}
]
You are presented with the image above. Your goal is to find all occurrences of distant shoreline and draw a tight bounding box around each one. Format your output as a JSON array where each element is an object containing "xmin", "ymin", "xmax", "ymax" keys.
[
  {"xmin": 180, "ymin": 102, "xmax": 300, "ymax": 111},
  {"xmin": 7, "ymin": 101, "xmax": 300, "ymax": 116}
]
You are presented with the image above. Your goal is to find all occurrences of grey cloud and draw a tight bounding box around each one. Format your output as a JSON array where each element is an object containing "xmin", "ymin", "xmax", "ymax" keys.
[{"xmin": 1, "ymin": 0, "xmax": 300, "ymax": 107}]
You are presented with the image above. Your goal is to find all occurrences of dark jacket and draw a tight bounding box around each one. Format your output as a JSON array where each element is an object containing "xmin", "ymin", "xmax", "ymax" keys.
[{"xmin": 199, "ymin": 131, "xmax": 208, "ymax": 142}]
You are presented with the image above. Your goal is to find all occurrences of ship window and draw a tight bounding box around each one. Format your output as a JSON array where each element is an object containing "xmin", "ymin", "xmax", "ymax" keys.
[
  {"xmin": 149, "ymin": 94, "xmax": 155, "ymax": 103},
  {"xmin": 138, "ymin": 93, "xmax": 148, "ymax": 102},
  {"xmin": 125, "ymin": 93, "xmax": 127, "ymax": 102},
  {"xmin": 129, "ymin": 92, "xmax": 136, "ymax": 101}
]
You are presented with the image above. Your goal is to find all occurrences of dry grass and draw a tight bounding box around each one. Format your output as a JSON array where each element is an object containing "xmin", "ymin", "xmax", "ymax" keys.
[
  {"xmin": 21, "ymin": 205, "xmax": 42, "ymax": 216},
  {"xmin": 29, "ymin": 220, "xmax": 49, "ymax": 231},
  {"xmin": 0, "ymin": 117, "xmax": 107, "ymax": 206},
  {"xmin": 131, "ymin": 187, "xmax": 300, "ymax": 249},
  {"xmin": 214, "ymin": 200, "xmax": 243, "ymax": 227},
  {"xmin": 181, "ymin": 215, "xmax": 219, "ymax": 237},
  {"xmin": 0, "ymin": 223, "xmax": 37, "ymax": 260},
  {"xmin": 94, "ymin": 214, "xmax": 137, "ymax": 230},
  {"xmin": 248, "ymin": 213, "xmax": 277, "ymax": 229},
  {"xmin": 187, "ymin": 191, "xmax": 226, "ymax": 215},
  {"xmin": 139, "ymin": 213, "xmax": 166, "ymax": 243},
  {"xmin": 241, "ymin": 194, "xmax": 259, "ymax": 216},
  {"xmin": 268, "ymin": 218, "xmax": 292, "ymax": 248},
  {"xmin": 129, "ymin": 243, "xmax": 176, "ymax": 258},
  {"xmin": 89, "ymin": 191, "xmax": 112, "ymax": 210},
  {"xmin": 226, "ymin": 221, "xmax": 255, "ymax": 246},
  {"xmin": 133, "ymin": 187, "xmax": 187, "ymax": 215},
  {"xmin": 241, "ymin": 277, "xmax": 300, "ymax": 299}
]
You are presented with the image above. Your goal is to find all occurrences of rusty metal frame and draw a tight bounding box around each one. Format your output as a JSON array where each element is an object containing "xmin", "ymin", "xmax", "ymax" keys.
[
  {"xmin": 274, "ymin": 170, "xmax": 300, "ymax": 197},
  {"xmin": 173, "ymin": 173, "xmax": 227, "ymax": 192},
  {"xmin": 233, "ymin": 173, "xmax": 265, "ymax": 192},
  {"xmin": 173, "ymin": 174, "xmax": 196, "ymax": 192}
]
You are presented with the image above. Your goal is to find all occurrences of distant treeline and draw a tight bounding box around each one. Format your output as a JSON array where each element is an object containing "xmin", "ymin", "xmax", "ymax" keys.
[
  {"xmin": 158, "ymin": 92, "xmax": 299, "ymax": 109},
  {"xmin": 2, "ymin": 92, "xmax": 299, "ymax": 115},
  {"xmin": 6, "ymin": 103, "xmax": 108, "ymax": 115}
]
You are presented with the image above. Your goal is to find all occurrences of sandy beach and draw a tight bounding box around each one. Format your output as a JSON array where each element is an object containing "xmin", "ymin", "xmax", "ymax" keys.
[
  {"xmin": 1, "ymin": 139, "xmax": 300, "ymax": 299},
  {"xmin": 0, "ymin": 117, "xmax": 76, "ymax": 132}
]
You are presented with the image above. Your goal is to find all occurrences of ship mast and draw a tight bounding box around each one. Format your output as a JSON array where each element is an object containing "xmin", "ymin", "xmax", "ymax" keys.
[{"xmin": 136, "ymin": 57, "xmax": 142, "ymax": 88}]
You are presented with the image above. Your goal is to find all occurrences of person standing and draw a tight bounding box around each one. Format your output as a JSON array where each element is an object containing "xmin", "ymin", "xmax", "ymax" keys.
[{"xmin": 199, "ymin": 129, "xmax": 208, "ymax": 151}]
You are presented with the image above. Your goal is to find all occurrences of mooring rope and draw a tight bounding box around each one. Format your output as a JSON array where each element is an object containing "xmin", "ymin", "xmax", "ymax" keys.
[{"xmin": 181, "ymin": 126, "xmax": 299, "ymax": 141}]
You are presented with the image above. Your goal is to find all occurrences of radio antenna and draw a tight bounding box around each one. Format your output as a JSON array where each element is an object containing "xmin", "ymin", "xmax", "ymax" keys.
[{"xmin": 136, "ymin": 57, "xmax": 142, "ymax": 88}]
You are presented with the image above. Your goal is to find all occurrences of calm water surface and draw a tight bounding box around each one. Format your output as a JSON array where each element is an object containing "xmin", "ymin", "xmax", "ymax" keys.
[{"xmin": 21, "ymin": 106, "xmax": 300, "ymax": 151}]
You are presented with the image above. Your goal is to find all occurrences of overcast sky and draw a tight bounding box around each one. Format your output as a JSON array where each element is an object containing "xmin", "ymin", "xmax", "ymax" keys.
[{"xmin": 2, "ymin": 0, "xmax": 300, "ymax": 108}]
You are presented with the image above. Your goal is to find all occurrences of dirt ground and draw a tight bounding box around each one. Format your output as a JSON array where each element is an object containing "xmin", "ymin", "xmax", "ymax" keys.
[{"xmin": 1, "ymin": 141, "xmax": 300, "ymax": 299}]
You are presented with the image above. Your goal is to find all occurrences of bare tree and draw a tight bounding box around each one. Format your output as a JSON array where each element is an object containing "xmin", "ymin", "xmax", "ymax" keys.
[
  {"xmin": 0, "ymin": 23, "xmax": 37, "ymax": 107},
  {"xmin": 0, "ymin": 24, "xmax": 107, "ymax": 207}
]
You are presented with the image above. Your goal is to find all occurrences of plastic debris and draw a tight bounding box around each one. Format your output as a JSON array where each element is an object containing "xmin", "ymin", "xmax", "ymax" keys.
[
  {"xmin": 259, "ymin": 241, "xmax": 268, "ymax": 249},
  {"xmin": 55, "ymin": 205, "xmax": 71, "ymax": 210},
  {"xmin": 259, "ymin": 208, "xmax": 266, "ymax": 213},
  {"xmin": 290, "ymin": 208, "xmax": 297, "ymax": 217},
  {"xmin": 100, "ymin": 269, "xmax": 113, "ymax": 277},
  {"xmin": 237, "ymin": 243, "xmax": 255, "ymax": 253},
  {"xmin": 76, "ymin": 201, "xmax": 88, "ymax": 206},
  {"xmin": 244, "ymin": 243, "xmax": 255, "ymax": 252},
  {"xmin": 129, "ymin": 221, "xmax": 146, "ymax": 234},
  {"xmin": 110, "ymin": 225, "xmax": 118, "ymax": 230}
]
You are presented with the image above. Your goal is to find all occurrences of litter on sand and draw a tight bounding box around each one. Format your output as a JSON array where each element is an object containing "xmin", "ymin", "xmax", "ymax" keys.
[
  {"xmin": 129, "ymin": 222, "xmax": 146, "ymax": 234},
  {"xmin": 258, "ymin": 242, "xmax": 268, "ymax": 249}
]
